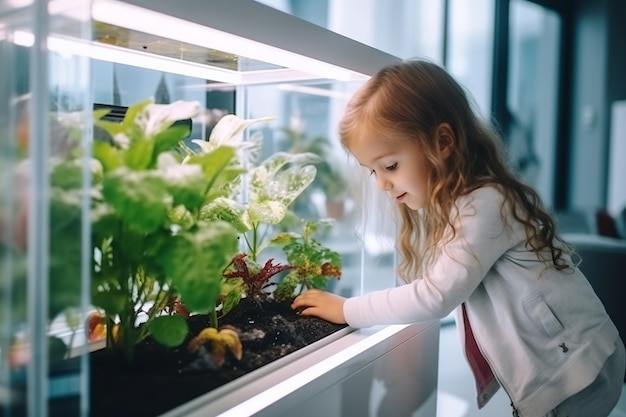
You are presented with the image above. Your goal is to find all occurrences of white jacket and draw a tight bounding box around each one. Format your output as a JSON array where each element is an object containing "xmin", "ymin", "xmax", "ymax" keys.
[{"xmin": 343, "ymin": 186, "xmax": 620, "ymax": 417}]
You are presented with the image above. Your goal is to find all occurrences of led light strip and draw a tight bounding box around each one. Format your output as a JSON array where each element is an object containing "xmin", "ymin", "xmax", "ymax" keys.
[
  {"xmin": 13, "ymin": 30, "xmax": 242, "ymax": 83},
  {"xmin": 17, "ymin": 30, "xmax": 330, "ymax": 85},
  {"xmin": 91, "ymin": 0, "xmax": 366, "ymax": 82}
]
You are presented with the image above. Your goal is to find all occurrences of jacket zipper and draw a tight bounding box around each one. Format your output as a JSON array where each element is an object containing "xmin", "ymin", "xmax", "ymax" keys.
[{"xmin": 463, "ymin": 306, "xmax": 519, "ymax": 413}]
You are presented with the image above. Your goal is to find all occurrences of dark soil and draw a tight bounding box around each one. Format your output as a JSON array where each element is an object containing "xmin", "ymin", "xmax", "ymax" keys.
[{"xmin": 88, "ymin": 298, "xmax": 346, "ymax": 417}]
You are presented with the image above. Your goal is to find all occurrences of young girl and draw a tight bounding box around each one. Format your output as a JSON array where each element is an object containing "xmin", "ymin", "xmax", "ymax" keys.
[{"xmin": 291, "ymin": 59, "xmax": 625, "ymax": 417}]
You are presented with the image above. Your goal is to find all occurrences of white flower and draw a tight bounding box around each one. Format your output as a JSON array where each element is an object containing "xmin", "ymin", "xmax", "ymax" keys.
[
  {"xmin": 113, "ymin": 133, "xmax": 130, "ymax": 149},
  {"xmin": 137, "ymin": 100, "xmax": 201, "ymax": 137},
  {"xmin": 160, "ymin": 161, "xmax": 203, "ymax": 182},
  {"xmin": 156, "ymin": 152, "xmax": 179, "ymax": 168},
  {"xmin": 208, "ymin": 114, "xmax": 273, "ymax": 148}
]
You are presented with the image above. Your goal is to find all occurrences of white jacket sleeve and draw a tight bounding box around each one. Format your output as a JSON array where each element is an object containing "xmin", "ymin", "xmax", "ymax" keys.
[{"xmin": 343, "ymin": 187, "xmax": 523, "ymax": 328}]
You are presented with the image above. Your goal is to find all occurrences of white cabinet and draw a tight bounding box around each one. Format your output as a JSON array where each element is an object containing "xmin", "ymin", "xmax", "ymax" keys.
[{"xmin": 164, "ymin": 322, "xmax": 440, "ymax": 417}]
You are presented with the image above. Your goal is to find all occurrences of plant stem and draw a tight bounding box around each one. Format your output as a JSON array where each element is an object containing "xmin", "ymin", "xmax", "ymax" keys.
[
  {"xmin": 209, "ymin": 308, "xmax": 218, "ymax": 329},
  {"xmin": 253, "ymin": 223, "xmax": 259, "ymax": 261},
  {"xmin": 249, "ymin": 223, "xmax": 259, "ymax": 261},
  {"xmin": 243, "ymin": 233, "xmax": 253, "ymax": 256}
]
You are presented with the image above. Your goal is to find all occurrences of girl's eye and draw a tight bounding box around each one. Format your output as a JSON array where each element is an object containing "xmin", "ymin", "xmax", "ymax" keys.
[{"xmin": 385, "ymin": 163, "xmax": 397, "ymax": 171}]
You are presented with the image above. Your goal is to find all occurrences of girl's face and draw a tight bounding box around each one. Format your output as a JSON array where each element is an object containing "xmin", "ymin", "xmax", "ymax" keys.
[{"xmin": 349, "ymin": 133, "xmax": 432, "ymax": 210}]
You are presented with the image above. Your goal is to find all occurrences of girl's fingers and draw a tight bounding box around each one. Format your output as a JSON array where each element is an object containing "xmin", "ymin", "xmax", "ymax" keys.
[
  {"xmin": 297, "ymin": 307, "xmax": 317, "ymax": 317},
  {"xmin": 291, "ymin": 290, "xmax": 347, "ymax": 324},
  {"xmin": 291, "ymin": 289, "xmax": 323, "ymax": 309}
]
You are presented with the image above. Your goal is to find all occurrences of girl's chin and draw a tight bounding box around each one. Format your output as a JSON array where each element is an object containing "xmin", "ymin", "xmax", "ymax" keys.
[{"xmin": 401, "ymin": 199, "xmax": 423, "ymax": 211}]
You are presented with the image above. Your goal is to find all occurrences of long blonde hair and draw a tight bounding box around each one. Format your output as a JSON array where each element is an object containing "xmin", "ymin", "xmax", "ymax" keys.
[{"xmin": 339, "ymin": 59, "xmax": 571, "ymax": 282}]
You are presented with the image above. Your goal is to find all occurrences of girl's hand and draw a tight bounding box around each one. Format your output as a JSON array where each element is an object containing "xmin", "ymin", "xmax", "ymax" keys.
[{"xmin": 291, "ymin": 289, "xmax": 347, "ymax": 324}]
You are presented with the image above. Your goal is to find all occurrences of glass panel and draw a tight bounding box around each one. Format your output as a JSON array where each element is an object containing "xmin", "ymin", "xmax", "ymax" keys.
[
  {"xmin": 1, "ymin": 0, "xmax": 92, "ymax": 416},
  {"xmin": 508, "ymin": 0, "xmax": 561, "ymax": 206},
  {"xmin": 447, "ymin": 0, "xmax": 495, "ymax": 117}
]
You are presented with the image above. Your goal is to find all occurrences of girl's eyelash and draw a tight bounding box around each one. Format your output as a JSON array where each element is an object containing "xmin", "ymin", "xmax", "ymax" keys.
[{"xmin": 369, "ymin": 163, "xmax": 396, "ymax": 175}]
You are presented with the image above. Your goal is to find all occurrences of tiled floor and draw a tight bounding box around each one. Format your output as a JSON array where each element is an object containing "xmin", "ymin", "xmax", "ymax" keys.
[{"xmin": 436, "ymin": 322, "xmax": 626, "ymax": 417}]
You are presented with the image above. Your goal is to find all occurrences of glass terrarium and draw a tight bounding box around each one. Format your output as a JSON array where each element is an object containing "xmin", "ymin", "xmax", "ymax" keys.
[{"xmin": 1, "ymin": 1, "xmax": 440, "ymax": 416}]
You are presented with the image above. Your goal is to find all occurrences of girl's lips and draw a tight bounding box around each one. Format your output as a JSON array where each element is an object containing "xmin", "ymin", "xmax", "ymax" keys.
[{"xmin": 396, "ymin": 192, "xmax": 407, "ymax": 201}]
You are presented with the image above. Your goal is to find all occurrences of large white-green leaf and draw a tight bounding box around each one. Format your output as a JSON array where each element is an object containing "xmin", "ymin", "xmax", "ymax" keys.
[
  {"xmin": 248, "ymin": 200, "xmax": 288, "ymax": 225},
  {"xmin": 199, "ymin": 196, "xmax": 252, "ymax": 233},
  {"xmin": 249, "ymin": 152, "xmax": 319, "ymax": 209}
]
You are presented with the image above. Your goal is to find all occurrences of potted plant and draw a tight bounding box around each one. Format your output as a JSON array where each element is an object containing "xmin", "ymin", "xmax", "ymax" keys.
[
  {"xmin": 74, "ymin": 99, "xmax": 345, "ymax": 416},
  {"xmin": 81, "ymin": 100, "xmax": 254, "ymax": 363}
]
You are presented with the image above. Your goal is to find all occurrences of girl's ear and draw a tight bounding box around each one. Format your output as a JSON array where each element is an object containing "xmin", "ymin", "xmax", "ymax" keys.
[{"xmin": 436, "ymin": 123, "xmax": 455, "ymax": 159}]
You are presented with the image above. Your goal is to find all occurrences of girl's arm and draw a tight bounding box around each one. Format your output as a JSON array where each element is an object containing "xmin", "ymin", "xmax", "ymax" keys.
[{"xmin": 293, "ymin": 187, "xmax": 522, "ymax": 327}]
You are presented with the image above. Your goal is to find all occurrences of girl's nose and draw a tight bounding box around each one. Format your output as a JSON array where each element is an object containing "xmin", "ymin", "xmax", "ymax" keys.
[{"xmin": 376, "ymin": 175, "xmax": 391, "ymax": 191}]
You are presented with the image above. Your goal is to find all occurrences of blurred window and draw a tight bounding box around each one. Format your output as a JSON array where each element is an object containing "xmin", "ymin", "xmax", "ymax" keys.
[
  {"xmin": 446, "ymin": 0, "xmax": 494, "ymax": 117},
  {"xmin": 507, "ymin": 0, "xmax": 561, "ymax": 205}
]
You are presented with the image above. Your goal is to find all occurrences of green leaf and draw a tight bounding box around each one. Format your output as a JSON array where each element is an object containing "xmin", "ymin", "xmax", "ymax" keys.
[
  {"xmin": 158, "ymin": 221, "xmax": 238, "ymax": 312},
  {"xmin": 91, "ymin": 202, "xmax": 120, "ymax": 242},
  {"xmin": 204, "ymin": 166, "xmax": 246, "ymax": 202},
  {"xmin": 221, "ymin": 279, "xmax": 245, "ymax": 316},
  {"xmin": 153, "ymin": 124, "xmax": 192, "ymax": 156},
  {"xmin": 308, "ymin": 275, "xmax": 329, "ymax": 289},
  {"xmin": 102, "ymin": 169, "xmax": 169, "ymax": 234},
  {"xmin": 93, "ymin": 140, "xmax": 124, "ymax": 173},
  {"xmin": 121, "ymin": 99, "xmax": 152, "ymax": 130},
  {"xmin": 50, "ymin": 160, "xmax": 83, "ymax": 190},
  {"xmin": 125, "ymin": 137, "xmax": 155, "ymax": 170},
  {"xmin": 185, "ymin": 146, "xmax": 238, "ymax": 198},
  {"xmin": 93, "ymin": 108, "xmax": 112, "ymax": 122},
  {"xmin": 149, "ymin": 315, "xmax": 188, "ymax": 347},
  {"xmin": 94, "ymin": 119, "xmax": 126, "ymax": 137},
  {"xmin": 273, "ymin": 272, "xmax": 299, "ymax": 302},
  {"xmin": 92, "ymin": 290, "xmax": 128, "ymax": 316},
  {"xmin": 168, "ymin": 205, "xmax": 195, "ymax": 230},
  {"xmin": 268, "ymin": 232, "xmax": 298, "ymax": 246},
  {"xmin": 160, "ymin": 164, "xmax": 206, "ymax": 211}
]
